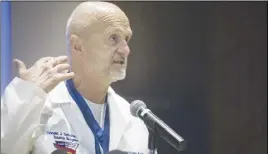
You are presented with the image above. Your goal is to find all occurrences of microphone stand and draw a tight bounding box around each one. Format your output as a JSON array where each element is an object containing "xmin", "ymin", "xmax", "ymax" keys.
[{"xmin": 148, "ymin": 126, "xmax": 159, "ymax": 154}]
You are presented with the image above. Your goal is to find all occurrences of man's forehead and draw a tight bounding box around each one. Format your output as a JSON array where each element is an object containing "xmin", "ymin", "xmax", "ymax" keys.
[
  {"xmin": 105, "ymin": 26, "xmax": 132, "ymax": 35},
  {"xmin": 82, "ymin": 21, "xmax": 132, "ymax": 40},
  {"xmin": 90, "ymin": 11, "xmax": 132, "ymax": 34}
]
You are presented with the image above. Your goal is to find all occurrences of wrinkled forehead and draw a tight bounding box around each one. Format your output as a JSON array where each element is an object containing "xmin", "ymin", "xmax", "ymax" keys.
[{"xmin": 92, "ymin": 11, "xmax": 132, "ymax": 35}]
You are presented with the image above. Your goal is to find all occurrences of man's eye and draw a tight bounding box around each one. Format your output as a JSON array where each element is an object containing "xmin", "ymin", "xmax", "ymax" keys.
[{"xmin": 110, "ymin": 34, "xmax": 118, "ymax": 43}]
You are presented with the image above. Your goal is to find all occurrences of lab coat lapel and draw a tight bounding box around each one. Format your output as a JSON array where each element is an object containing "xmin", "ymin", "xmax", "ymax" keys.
[
  {"xmin": 107, "ymin": 87, "xmax": 130, "ymax": 151},
  {"xmin": 60, "ymin": 100, "xmax": 96, "ymax": 152},
  {"xmin": 48, "ymin": 82, "xmax": 95, "ymax": 153}
]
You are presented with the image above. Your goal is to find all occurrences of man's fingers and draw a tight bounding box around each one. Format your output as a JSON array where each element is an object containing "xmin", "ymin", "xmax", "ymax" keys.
[
  {"xmin": 52, "ymin": 56, "xmax": 69, "ymax": 66},
  {"xmin": 54, "ymin": 64, "xmax": 70, "ymax": 73},
  {"xmin": 39, "ymin": 57, "xmax": 53, "ymax": 63},
  {"xmin": 55, "ymin": 72, "xmax": 75, "ymax": 81},
  {"xmin": 39, "ymin": 56, "xmax": 68, "ymax": 67},
  {"xmin": 13, "ymin": 59, "xmax": 27, "ymax": 73}
]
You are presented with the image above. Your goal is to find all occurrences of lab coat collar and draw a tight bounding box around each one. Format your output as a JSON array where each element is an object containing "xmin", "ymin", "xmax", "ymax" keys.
[
  {"xmin": 47, "ymin": 81, "xmax": 131, "ymax": 150},
  {"xmin": 106, "ymin": 87, "xmax": 131, "ymax": 150}
]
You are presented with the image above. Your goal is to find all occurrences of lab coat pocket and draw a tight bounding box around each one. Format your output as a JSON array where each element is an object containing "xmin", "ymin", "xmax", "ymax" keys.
[{"xmin": 32, "ymin": 108, "xmax": 81, "ymax": 154}]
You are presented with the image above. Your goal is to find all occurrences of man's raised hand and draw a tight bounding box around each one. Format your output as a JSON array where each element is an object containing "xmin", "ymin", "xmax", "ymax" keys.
[{"xmin": 14, "ymin": 56, "xmax": 75, "ymax": 93}]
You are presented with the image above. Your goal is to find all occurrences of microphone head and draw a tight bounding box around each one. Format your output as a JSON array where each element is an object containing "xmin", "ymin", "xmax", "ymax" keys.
[{"xmin": 130, "ymin": 100, "xmax": 147, "ymax": 117}]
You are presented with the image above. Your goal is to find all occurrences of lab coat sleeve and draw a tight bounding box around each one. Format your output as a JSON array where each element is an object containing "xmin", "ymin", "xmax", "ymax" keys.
[{"xmin": 1, "ymin": 77, "xmax": 48, "ymax": 154}]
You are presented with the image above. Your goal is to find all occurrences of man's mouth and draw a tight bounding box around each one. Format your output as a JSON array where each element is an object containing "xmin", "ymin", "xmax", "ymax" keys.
[{"xmin": 113, "ymin": 60, "xmax": 125, "ymax": 64}]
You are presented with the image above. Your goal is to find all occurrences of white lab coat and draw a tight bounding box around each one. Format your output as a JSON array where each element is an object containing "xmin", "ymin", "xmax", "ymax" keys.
[{"xmin": 1, "ymin": 77, "xmax": 149, "ymax": 154}]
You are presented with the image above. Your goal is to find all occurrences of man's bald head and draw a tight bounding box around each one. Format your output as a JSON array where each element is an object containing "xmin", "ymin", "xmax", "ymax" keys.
[
  {"xmin": 67, "ymin": 1, "xmax": 132, "ymax": 84},
  {"xmin": 66, "ymin": 1, "xmax": 129, "ymax": 39}
]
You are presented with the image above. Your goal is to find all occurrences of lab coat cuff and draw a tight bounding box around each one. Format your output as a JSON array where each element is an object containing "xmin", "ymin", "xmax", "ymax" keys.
[{"xmin": 11, "ymin": 77, "xmax": 48, "ymax": 100}]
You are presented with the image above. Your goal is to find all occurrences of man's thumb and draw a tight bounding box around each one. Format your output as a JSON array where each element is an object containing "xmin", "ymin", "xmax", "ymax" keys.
[{"xmin": 13, "ymin": 59, "xmax": 27, "ymax": 72}]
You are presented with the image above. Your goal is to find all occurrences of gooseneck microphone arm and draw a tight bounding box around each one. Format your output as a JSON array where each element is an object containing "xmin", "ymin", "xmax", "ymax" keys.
[
  {"xmin": 130, "ymin": 100, "xmax": 187, "ymax": 152},
  {"xmin": 148, "ymin": 126, "xmax": 159, "ymax": 154}
]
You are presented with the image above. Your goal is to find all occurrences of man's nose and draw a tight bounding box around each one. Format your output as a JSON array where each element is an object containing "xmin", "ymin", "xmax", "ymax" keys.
[{"xmin": 117, "ymin": 40, "xmax": 130, "ymax": 56}]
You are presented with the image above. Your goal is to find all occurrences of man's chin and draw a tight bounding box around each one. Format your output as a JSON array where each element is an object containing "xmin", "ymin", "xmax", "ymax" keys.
[{"xmin": 110, "ymin": 72, "xmax": 126, "ymax": 83}]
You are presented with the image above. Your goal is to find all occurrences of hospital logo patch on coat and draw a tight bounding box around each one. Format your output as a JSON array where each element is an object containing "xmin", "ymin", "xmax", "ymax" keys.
[
  {"xmin": 46, "ymin": 131, "xmax": 79, "ymax": 154},
  {"xmin": 53, "ymin": 141, "xmax": 78, "ymax": 154}
]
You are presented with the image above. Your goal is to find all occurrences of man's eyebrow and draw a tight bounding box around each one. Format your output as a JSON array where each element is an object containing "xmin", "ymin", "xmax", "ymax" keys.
[
  {"xmin": 112, "ymin": 27, "xmax": 124, "ymax": 33},
  {"xmin": 110, "ymin": 27, "xmax": 132, "ymax": 33},
  {"xmin": 104, "ymin": 27, "xmax": 132, "ymax": 39}
]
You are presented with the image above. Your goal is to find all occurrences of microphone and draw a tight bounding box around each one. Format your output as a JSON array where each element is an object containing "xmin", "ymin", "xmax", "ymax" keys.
[{"xmin": 130, "ymin": 100, "xmax": 186, "ymax": 152}]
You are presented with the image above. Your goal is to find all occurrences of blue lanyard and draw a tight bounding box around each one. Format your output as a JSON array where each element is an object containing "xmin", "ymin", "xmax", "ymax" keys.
[{"xmin": 65, "ymin": 79, "xmax": 110, "ymax": 154}]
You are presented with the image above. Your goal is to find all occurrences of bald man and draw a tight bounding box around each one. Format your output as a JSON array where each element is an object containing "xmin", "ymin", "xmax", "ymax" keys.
[{"xmin": 1, "ymin": 2, "xmax": 149, "ymax": 154}]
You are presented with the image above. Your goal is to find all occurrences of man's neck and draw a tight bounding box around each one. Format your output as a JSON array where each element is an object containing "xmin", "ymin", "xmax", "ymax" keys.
[{"xmin": 72, "ymin": 74, "xmax": 110, "ymax": 104}]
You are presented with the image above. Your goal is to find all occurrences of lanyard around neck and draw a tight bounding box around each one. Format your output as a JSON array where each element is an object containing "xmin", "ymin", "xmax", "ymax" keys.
[{"xmin": 65, "ymin": 79, "xmax": 110, "ymax": 154}]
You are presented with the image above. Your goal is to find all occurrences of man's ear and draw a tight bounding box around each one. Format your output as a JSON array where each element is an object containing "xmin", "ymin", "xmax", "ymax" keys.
[{"xmin": 70, "ymin": 35, "xmax": 83, "ymax": 54}]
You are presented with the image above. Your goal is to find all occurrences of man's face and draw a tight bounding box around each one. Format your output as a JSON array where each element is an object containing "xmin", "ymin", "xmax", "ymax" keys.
[{"xmin": 80, "ymin": 13, "xmax": 132, "ymax": 82}]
